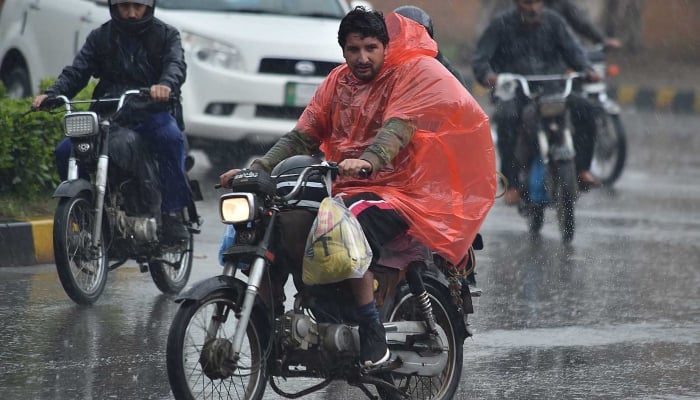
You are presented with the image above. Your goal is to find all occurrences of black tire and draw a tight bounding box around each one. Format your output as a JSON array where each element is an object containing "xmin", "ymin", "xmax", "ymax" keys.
[
  {"xmin": 590, "ymin": 112, "xmax": 627, "ymax": 186},
  {"xmin": 528, "ymin": 204, "xmax": 545, "ymax": 235},
  {"xmin": 53, "ymin": 193, "xmax": 108, "ymax": 305},
  {"xmin": 166, "ymin": 290, "xmax": 270, "ymax": 400},
  {"xmin": 386, "ymin": 279, "xmax": 464, "ymax": 399},
  {"xmin": 149, "ymin": 233, "xmax": 193, "ymax": 295},
  {"xmin": 1, "ymin": 65, "xmax": 31, "ymax": 99},
  {"xmin": 552, "ymin": 160, "xmax": 578, "ymax": 243}
]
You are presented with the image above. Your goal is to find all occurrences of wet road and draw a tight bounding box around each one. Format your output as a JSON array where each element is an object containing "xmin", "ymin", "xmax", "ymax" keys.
[{"xmin": 0, "ymin": 110, "xmax": 698, "ymax": 399}]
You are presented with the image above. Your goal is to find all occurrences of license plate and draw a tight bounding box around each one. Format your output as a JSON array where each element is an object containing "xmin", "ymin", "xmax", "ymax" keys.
[{"xmin": 285, "ymin": 82, "xmax": 318, "ymax": 107}]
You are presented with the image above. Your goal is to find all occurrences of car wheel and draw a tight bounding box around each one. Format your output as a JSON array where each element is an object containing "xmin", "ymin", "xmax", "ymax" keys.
[{"xmin": 2, "ymin": 65, "xmax": 32, "ymax": 99}]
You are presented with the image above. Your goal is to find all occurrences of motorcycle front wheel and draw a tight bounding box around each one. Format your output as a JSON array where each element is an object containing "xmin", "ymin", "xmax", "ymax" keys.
[
  {"xmin": 166, "ymin": 289, "xmax": 270, "ymax": 400},
  {"xmin": 590, "ymin": 112, "xmax": 627, "ymax": 186},
  {"xmin": 386, "ymin": 279, "xmax": 464, "ymax": 399},
  {"xmin": 53, "ymin": 192, "xmax": 108, "ymax": 305}
]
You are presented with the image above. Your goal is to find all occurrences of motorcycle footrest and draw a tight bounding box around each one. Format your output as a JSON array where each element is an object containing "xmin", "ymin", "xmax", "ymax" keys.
[
  {"xmin": 360, "ymin": 354, "xmax": 403, "ymax": 376},
  {"xmin": 469, "ymin": 286, "xmax": 482, "ymax": 297}
]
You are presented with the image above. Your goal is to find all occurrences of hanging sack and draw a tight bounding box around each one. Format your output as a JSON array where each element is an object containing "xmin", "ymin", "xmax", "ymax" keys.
[{"xmin": 302, "ymin": 195, "xmax": 372, "ymax": 285}]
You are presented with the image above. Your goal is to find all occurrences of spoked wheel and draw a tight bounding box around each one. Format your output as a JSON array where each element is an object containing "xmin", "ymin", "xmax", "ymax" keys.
[
  {"xmin": 53, "ymin": 193, "xmax": 108, "ymax": 305},
  {"xmin": 386, "ymin": 280, "xmax": 464, "ymax": 399},
  {"xmin": 149, "ymin": 234, "xmax": 193, "ymax": 295},
  {"xmin": 166, "ymin": 290, "xmax": 270, "ymax": 400},
  {"xmin": 552, "ymin": 160, "xmax": 578, "ymax": 243},
  {"xmin": 590, "ymin": 112, "xmax": 627, "ymax": 186}
]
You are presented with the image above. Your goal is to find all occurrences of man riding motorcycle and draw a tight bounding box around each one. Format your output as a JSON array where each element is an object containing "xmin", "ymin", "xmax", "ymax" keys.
[
  {"xmin": 220, "ymin": 6, "xmax": 496, "ymax": 369},
  {"xmin": 472, "ymin": 0, "xmax": 600, "ymax": 205},
  {"xmin": 32, "ymin": 0, "xmax": 190, "ymax": 242}
]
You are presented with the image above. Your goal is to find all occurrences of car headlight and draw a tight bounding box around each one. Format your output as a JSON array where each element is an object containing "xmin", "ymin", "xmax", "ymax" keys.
[
  {"xmin": 220, "ymin": 193, "xmax": 256, "ymax": 224},
  {"xmin": 181, "ymin": 31, "xmax": 244, "ymax": 71},
  {"xmin": 64, "ymin": 112, "xmax": 99, "ymax": 137}
]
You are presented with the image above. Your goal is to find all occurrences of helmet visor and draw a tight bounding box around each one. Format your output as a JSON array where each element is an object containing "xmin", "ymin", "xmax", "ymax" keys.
[{"xmin": 112, "ymin": 0, "xmax": 154, "ymax": 6}]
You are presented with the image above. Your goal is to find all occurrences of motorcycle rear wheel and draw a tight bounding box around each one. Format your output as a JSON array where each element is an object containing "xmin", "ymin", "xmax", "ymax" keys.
[
  {"xmin": 53, "ymin": 192, "xmax": 108, "ymax": 305},
  {"xmin": 551, "ymin": 160, "xmax": 578, "ymax": 243},
  {"xmin": 590, "ymin": 112, "xmax": 627, "ymax": 186},
  {"xmin": 166, "ymin": 290, "xmax": 269, "ymax": 400},
  {"xmin": 386, "ymin": 279, "xmax": 464, "ymax": 399},
  {"xmin": 149, "ymin": 234, "xmax": 193, "ymax": 295}
]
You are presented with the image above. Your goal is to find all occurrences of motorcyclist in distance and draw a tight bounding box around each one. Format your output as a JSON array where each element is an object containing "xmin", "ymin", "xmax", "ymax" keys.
[
  {"xmin": 472, "ymin": 0, "xmax": 601, "ymax": 205},
  {"xmin": 544, "ymin": 0, "xmax": 621, "ymax": 189},
  {"xmin": 32, "ymin": 0, "xmax": 190, "ymax": 243},
  {"xmin": 545, "ymin": 0, "xmax": 622, "ymax": 49}
]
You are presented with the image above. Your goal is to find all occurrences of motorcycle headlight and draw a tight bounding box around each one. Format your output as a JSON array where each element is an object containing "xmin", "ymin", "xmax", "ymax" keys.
[
  {"xmin": 220, "ymin": 193, "xmax": 256, "ymax": 224},
  {"xmin": 181, "ymin": 31, "xmax": 244, "ymax": 71},
  {"xmin": 64, "ymin": 112, "xmax": 99, "ymax": 137}
]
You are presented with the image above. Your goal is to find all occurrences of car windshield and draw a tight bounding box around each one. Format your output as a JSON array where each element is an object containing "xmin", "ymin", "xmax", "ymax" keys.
[{"xmin": 158, "ymin": 0, "xmax": 347, "ymax": 18}]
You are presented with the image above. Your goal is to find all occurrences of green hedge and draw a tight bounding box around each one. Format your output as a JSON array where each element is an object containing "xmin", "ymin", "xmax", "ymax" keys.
[{"xmin": 0, "ymin": 79, "xmax": 95, "ymax": 199}]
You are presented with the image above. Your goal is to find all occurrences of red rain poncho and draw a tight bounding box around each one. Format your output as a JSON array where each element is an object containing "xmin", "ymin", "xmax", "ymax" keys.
[{"xmin": 295, "ymin": 12, "xmax": 496, "ymax": 266}]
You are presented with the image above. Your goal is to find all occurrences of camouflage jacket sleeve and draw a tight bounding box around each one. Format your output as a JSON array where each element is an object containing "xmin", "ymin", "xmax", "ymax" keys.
[
  {"xmin": 361, "ymin": 118, "xmax": 416, "ymax": 172},
  {"xmin": 249, "ymin": 129, "xmax": 321, "ymax": 173}
]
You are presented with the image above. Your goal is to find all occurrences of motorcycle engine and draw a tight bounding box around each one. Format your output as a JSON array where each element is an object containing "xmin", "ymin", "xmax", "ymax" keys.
[
  {"xmin": 276, "ymin": 313, "xmax": 355, "ymax": 353},
  {"xmin": 115, "ymin": 210, "xmax": 158, "ymax": 242}
]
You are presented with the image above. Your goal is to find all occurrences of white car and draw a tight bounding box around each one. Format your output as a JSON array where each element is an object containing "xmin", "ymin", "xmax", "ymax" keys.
[{"xmin": 0, "ymin": 0, "xmax": 368, "ymax": 167}]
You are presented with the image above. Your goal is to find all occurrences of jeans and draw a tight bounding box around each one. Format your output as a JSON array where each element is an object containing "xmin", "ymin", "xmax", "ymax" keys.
[{"xmin": 55, "ymin": 111, "xmax": 190, "ymax": 213}]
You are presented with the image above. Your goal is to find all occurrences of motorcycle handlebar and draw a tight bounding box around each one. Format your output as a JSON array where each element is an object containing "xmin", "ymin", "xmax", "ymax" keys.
[
  {"xmin": 31, "ymin": 87, "xmax": 176, "ymax": 113},
  {"xmin": 494, "ymin": 72, "xmax": 583, "ymax": 101},
  {"xmin": 280, "ymin": 162, "xmax": 338, "ymax": 202}
]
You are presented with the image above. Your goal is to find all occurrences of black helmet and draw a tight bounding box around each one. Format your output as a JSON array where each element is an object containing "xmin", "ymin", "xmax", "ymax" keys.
[
  {"xmin": 108, "ymin": 0, "xmax": 155, "ymax": 35},
  {"xmin": 271, "ymin": 155, "xmax": 329, "ymax": 209},
  {"xmin": 394, "ymin": 5, "xmax": 434, "ymax": 38}
]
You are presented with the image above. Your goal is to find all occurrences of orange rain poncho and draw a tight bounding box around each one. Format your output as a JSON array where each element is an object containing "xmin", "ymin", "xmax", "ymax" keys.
[{"xmin": 296, "ymin": 12, "xmax": 496, "ymax": 266}]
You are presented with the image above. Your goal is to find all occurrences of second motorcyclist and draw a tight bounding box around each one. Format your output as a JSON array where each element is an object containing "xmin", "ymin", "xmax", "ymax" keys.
[
  {"xmin": 32, "ymin": 0, "xmax": 190, "ymax": 243},
  {"xmin": 472, "ymin": 0, "xmax": 600, "ymax": 204}
]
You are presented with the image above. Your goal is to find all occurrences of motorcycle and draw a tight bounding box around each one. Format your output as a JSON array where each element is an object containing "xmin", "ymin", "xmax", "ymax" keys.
[
  {"xmin": 494, "ymin": 73, "xmax": 581, "ymax": 242},
  {"xmin": 584, "ymin": 44, "xmax": 627, "ymax": 186},
  {"xmin": 165, "ymin": 159, "xmax": 480, "ymax": 400},
  {"xmin": 34, "ymin": 89, "xmax": 203, "ymax": 305}
]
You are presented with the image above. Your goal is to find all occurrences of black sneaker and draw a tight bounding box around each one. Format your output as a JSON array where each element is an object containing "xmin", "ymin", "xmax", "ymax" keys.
[
  {"xmin": 161, "ymin": 214, "xmax": 189, "ymax": 243},
  {"xmin": 359, "ymin": 320, "xmax": 391, "ymax": 368}
]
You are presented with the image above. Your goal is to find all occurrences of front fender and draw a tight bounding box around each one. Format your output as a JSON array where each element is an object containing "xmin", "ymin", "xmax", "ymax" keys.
[
  {"xmin": 175, "ymin": 275, "xmax": 248, "ymax": 303},
  {"xmin": 52, "ymin": 179, "xmax": 94, "ymax": 199}
]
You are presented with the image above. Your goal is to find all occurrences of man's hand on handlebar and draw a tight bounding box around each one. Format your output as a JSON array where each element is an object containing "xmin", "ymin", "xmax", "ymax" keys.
[
  {"xmin": 338, "ymin": 158, "xmax": 372, "ymax": 178},
  {"xmin": 219, "ymin": 168, "xmax": 241, "ymax": 189},
  {"xmin": 150, "ymin": 84, "xmax": 172, "ymax": 102},
  {"xmin": 485, "ymin": 73, "xmax": 498, "ymax": 89},
  {"xmin": 584, "ymin": 70, "xmax": 602, "ymax": 83},
  {"xmin": 32, "ymin": 94, "xmax": 48, "ymax": 110}
]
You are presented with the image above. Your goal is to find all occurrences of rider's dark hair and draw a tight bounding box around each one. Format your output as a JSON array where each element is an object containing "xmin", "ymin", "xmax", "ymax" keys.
[{"xmin": 338, "ymin": 6, "xmax": 389, "ymax": 49}]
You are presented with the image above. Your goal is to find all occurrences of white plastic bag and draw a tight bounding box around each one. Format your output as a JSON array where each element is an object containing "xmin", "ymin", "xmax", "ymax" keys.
[{"xmin": 302, "ymin": 195, "xmax": 372, "ymax": 285}]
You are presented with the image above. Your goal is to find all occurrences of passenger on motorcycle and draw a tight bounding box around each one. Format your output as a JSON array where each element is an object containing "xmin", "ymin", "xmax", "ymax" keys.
[
  {"xmin": 220, "ymin": 6, "xmax": 495, "ymax": 369},
  {"xmin": 544, "ymin": 0, "xmax": 621, "ymax": 187},
  {"xmin": 472, "ymin": 0, "xmax": 601, "ymax": 205},
  {"xmin": 31, "ymin": 0, "xmax": 190, "ymax": 243},
  {"xmin": 544, "ymin": 0, "xmax": 622, "ymax": 50},
  {"xmin": 393, "ymin": 5, "xmax": 469, "ymax": 89}
]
